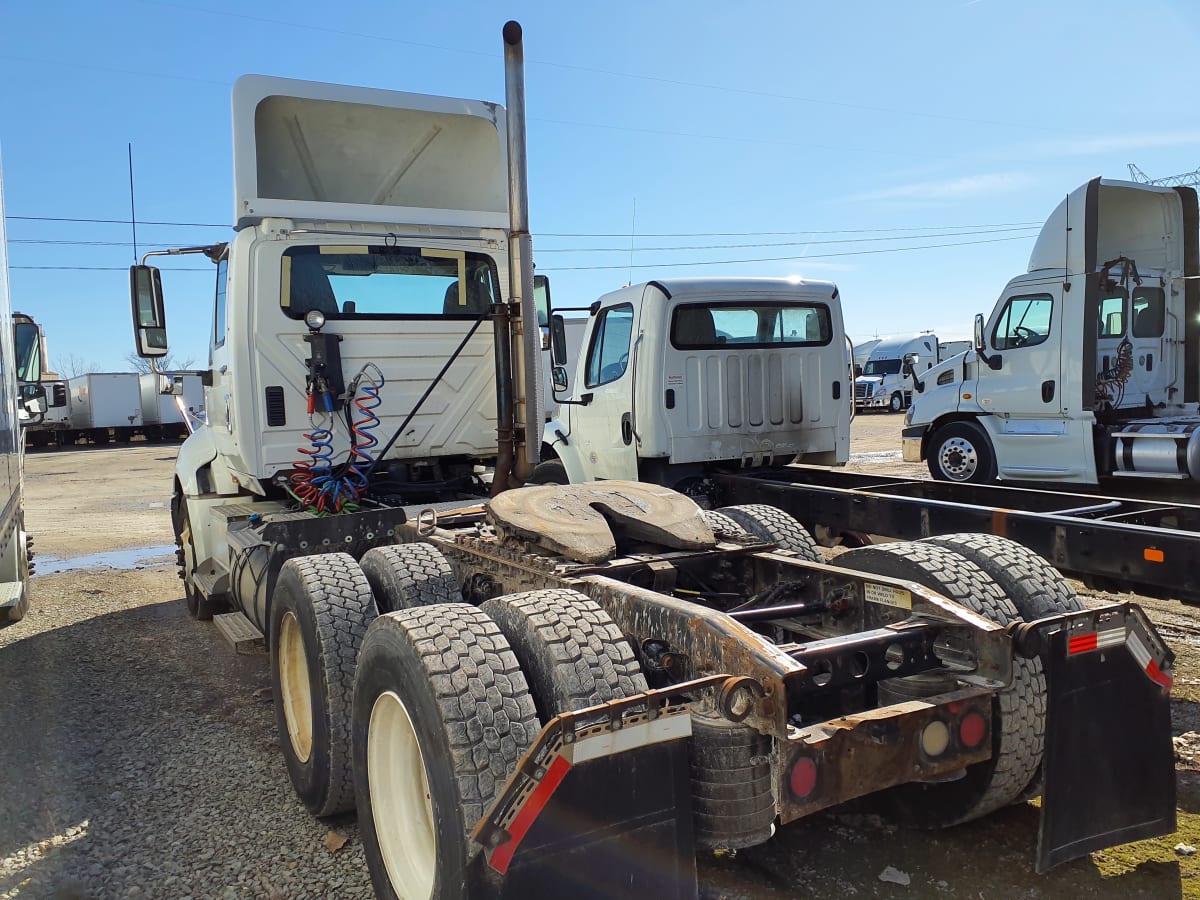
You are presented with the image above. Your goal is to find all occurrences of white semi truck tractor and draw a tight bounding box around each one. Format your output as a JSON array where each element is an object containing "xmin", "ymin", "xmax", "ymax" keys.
[{"xmin": 904, "ymin": 178, "xmax": 1200, "ymax": 485}]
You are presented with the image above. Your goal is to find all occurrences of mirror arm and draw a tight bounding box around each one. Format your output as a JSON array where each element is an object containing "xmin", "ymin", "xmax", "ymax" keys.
[{"xmin": 556, "ymin": 393, "xmax": 592, "ymax": 407}]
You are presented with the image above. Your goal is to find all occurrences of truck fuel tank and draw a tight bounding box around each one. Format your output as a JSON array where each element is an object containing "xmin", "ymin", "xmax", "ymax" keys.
[{"xmin": 1111, "ymin": 419, "xmax": 1200, "ymax": 480}]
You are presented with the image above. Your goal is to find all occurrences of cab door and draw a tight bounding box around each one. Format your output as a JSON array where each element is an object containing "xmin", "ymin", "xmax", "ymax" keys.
[
  {"xmin": 976, "ymin": 290, "xmax": 1062, "ymax": 419},
  {"xmin": 571, "ymin": 301, "xmax": 640, "ymax": 480}
]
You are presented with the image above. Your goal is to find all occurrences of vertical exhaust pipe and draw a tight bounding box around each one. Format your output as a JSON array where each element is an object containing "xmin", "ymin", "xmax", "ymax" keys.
[{"xmin": 493, "ymin": 19, "xmax": 542, "ymax": 494}]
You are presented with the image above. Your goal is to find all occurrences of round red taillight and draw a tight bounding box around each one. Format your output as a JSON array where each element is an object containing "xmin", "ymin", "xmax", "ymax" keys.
[
  {"xmin": 959, "ymin": 711, "xmax": 987, "ymax": 749},
  {"xmin": 789, "ymin": 757, "xmax": 818, "ymax": 800}
]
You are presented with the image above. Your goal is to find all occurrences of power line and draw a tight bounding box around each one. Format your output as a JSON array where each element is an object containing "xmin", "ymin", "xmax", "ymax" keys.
[
  {"xmin": 536, "ymin": 226, "xmax": 1040, "ymax": 254},
  {"xmin": 5, "ymin": 215, "xmax": 226, "ymax": 227},
  {"xmin": 5, "ymin": 213, "xmax": 1042, "ymax": 238},
  {"xmin": 10, "ymin": 266, "xmax": 211, "ymax": 272},
  {"xmin": 538, "ymin": 234, "xmax": 1035, "ymax": 272},
  {"xmin": 6, "ymin": 224, "xmax": 1040, "ymax": 253},
  {"xmin": 536, "ymin": 222, "xmax": 1043, "ymax": 238}
]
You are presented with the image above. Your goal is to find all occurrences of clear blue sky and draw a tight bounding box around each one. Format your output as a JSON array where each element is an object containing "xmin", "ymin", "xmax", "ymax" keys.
[{"xmin": 3, "ymin": 0, "xmax": 1199, "ymax": 373}]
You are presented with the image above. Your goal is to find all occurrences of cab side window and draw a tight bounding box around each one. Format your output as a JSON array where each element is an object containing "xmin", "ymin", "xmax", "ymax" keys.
[
  {"xmin": 992, "ymin": 294, "xmax": 1052, "ymax": 350},
  {"xmin": 584, "ymin": 304, "xmax": 634, "ymax": 388},
  {"xmin": 212, "ymin": 257, "xmax": 228, "ymax": 350},
  {"xmin": 1132, "ymin": 286, "xmax": 1165, "ymax": 338},
  {"xmin": 1097, "ymin": 294, "xmax": 1125, "ymax": 339}
]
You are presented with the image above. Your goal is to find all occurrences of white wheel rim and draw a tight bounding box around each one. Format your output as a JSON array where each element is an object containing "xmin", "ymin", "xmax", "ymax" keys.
[
  {"xmin": 369, "ymin": 690, "xmax": 437, "ymax": 898},
  {"xmin": 279, "ymin": 612, "xmax": 314, "ymax": 763},
  {"xmin": 938, "ymin": 436, "xmax": 978, "ymax": 481}
]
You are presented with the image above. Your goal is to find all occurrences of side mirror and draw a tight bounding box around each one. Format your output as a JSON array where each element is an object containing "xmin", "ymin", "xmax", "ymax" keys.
[
  {"xmin": 550, "ymin": 314, "xmax": 568, "ymax": 367},
  {"xmin": 12, "ymin": 320, "xmax": 42, "ymax": 383},
  {"xmin": 129, "ymin": 265, "xmax": 169, "ymax": 358},
  {"xmin": 533, "ymin": 274, "xmax": 551, "ymax": 328},
  {"xmin": 901, "ymin": 353, "xmax": 918, "ymax": 377},
  {"xmin": 551, "ymin": 365, "xmax": 568, "ymax": 393},
  {"xmin": 19, "ymin": 383, "xmax": 46, "ymax": 423},
  {"xmin": 973, "ymin": 313, "xmax": 986, "ymax": 353}
]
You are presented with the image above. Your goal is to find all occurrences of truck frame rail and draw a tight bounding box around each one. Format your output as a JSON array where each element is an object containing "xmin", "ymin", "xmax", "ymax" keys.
[{"xmin": 714, "ymin": 466, "xmax": 1200, "ymax": 603}]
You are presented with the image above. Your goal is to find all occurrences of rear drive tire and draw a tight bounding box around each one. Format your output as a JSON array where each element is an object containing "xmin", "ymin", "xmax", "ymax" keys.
[
  {"xmin": 353, "ymin": 604, "xmax": 540, "ymax": 900},
  {"xmin": 481, "ymin": 588, "xmax": 646, "ymax": 719},
  {"xmin": 270, "ymin": 553, "xmax": 378, "ymax": 817},
  {"xmin": 920, "ymin": 532, "xmax": 1083, "ymax": 799},
  {"xmin": 834, "ymin": 540, "xmax": 1044, "ymax": 826},
  {"xmin": 359, "ymin": 543, "xmax": 463, "ymax": 613},
  {"xmin": 920, "ymin": 533, "xmax": 1083, "ymax": 620},
  {"xmin": 701, "ymin": 509, "xmax": 752, "ymax": 541},
  {"xmin": 716, "ymin": 504, "xmax": 822, "ymax": 562},
  {"xmin": 927, "ymin": 420, "xmax": 996, "ymax": 484}
]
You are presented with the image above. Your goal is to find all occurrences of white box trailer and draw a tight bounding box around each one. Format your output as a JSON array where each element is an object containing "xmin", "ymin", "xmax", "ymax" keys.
[
  {"xmin": 139, "ymin": 371, "xmax": 206, "ymax": 439},
  {"xmin": 67, "ymin": 373, "xmax": 142, "ymax": 443}
]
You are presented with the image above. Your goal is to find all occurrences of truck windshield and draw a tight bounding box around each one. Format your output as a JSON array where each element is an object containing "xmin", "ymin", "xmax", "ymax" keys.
[
  {"xmin": 280, "ymin": 245, "xmax": 501, "ymax": 319},
  {"xmin": 670, "ymin": 301, "xmax": 831, "ymax": 349},
  {"xmin": 862, "ymin": 359, "xmax": 901, "ymax": 376}
]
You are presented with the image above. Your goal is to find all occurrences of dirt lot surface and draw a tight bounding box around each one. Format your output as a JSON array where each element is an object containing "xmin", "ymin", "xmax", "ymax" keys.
[{"xmin": 1, "ymin": 425, "xmax": 1198, "ymax": 898}]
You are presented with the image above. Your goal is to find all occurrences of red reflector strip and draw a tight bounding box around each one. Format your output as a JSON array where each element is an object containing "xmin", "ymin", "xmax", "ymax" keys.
[
  {"xmin": 1068, "ymin": 632, "xmax": 1098, "ymax": 655},
  {"xmin": 1128, "ymin": 631, "xmax": 1173, "ymax": 692},
  {"xmin": 1147, "ymin": 658, "xmax": 1173, "ymax": 691},
  {"xmin": 487, "ymin": 755, "xmax": 572, "ymax": 874},
  {"xmin": 1067, "ymin": 625, "xmax": 1124, "ymax": 655}
]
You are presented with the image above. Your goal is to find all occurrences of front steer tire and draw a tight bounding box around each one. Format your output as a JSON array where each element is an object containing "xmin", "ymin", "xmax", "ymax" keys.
[
  {"xmin": 927, "ymin": 420, "xmax": 997, "ymax": 484},
  {"xmin": 269, "ymin": 553, "xmax": 378, "ymax": 817},
  {"xmin": 834, "ymin": 540, "xmax": 1044, "ymax": 826},
  {"xmin": 353, "ymin": 604, "xmax": 540, "ymax": 900}
]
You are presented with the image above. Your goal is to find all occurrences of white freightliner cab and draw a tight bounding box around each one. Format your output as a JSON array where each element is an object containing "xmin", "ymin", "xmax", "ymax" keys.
[
  {"xmin": 541, "ymin": 277, "xmax": 851, "ymax": 490},
  {"xmin": 904, "ymin": 177, "xmax": 1200, "ymax": 484},
  {"xmin": 853, "ymin": 333, "xmax": 938, "ymax": 413}
]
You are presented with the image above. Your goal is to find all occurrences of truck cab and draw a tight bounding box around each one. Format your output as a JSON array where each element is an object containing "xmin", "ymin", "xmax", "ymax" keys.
[
  {"xmin": 129, "ymin": 73, "xmax": 544, "ymax": 632},
  {"xmin": 905, "ymin": 177, "xmax": 1199, "ymax": 484},
  {"xmin": 854, "ymin": 333, "xmax": 938, "ymax": 412},
  {"xmin": 542, "ymin": 277, "xmax": 851, "ymax": 491}
]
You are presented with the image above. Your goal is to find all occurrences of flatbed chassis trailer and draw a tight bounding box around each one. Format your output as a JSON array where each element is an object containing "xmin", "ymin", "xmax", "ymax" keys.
[
  {"xmin": 715, "ymin": 466, "xmax": 1200, "ymax": 603},
  {"xmin": 370, "ymin": 489, "xmax": 1175, "ymax": 892}
]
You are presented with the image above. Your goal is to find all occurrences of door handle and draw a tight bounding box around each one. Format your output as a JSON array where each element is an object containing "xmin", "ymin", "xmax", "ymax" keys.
[
  {"xmin": 1041, "ymin": 380, "xmax": 1055, "ymax": 403},
  {"xmin": 620, "ymin": 412, "xmax": 633, "ymax": 446}
]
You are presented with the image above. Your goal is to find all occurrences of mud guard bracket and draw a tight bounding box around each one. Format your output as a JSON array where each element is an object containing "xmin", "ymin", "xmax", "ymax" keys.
[{"xmin": 1034, "ymin": 604, "xmax": 1176, "ymax": 872}]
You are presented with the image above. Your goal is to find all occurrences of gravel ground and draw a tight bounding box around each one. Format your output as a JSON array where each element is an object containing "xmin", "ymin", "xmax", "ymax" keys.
[
  {"xmin": 0, "ymin": 566, "xmax": 373, "ymax": 899},
  {"xmin": 3, "ymin": 435, "xmax": 1199, "ymax": 898}
]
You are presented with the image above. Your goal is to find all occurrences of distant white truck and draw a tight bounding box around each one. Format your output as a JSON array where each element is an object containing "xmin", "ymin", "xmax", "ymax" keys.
[
  {"xmin": 854, "ymin": 333, "xmax": 948, "ymax": 413},
  {"xmin": 904, "ymin": 177, "xmax": 1200, "ymax": 485},
  {"xmin": 67, "ymin": 373, "xmax": 142, "ymax": 444},
  {"xmin": 539, "ymin": 277, "xmax": 851, "ymax": 489}
]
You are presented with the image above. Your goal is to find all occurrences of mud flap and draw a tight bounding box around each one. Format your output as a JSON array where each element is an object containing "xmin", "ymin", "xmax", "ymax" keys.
[
  {"xmin": 495, "ymin": 744, "xmax": 696, "ymax": 899},
  {"xmin": 470, "ymin": 678, "xmax": 754, "ymax": 898},
  {"xmin": 1036, "ymin": 606, "xmax": 1176, "ymax": 872}
]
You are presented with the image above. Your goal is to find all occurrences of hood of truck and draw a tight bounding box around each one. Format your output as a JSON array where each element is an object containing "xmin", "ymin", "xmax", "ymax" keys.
[
  {"xmin": 855, "ymin": 375, "xmax": 883, "ymax": 386},
  {"xmin": 1029, "ymin": 178, "xmax": 1196, "ymax": 277},
  {"xmin": 232, "ymin": 76, "xmax": 509, "ymax": 230}
]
